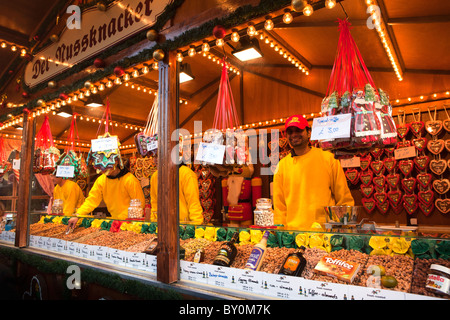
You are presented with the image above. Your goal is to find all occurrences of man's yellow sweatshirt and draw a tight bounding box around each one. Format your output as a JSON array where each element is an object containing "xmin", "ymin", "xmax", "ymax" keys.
[{"xmin": 53, "ymin": 180, "xmax": 85, "ymax": 216}]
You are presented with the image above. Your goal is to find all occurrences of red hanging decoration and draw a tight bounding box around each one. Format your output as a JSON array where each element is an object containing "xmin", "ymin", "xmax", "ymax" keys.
[
  {"xmin": 0, "ymin": 136, "xmax": 11, "ymax": 179},
  {"xmin": 33, "ymin": 116, "xmax": 60, "ymax": 175}
]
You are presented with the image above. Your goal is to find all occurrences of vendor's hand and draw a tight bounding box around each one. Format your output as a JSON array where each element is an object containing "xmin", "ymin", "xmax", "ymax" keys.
[{"xmin": 67, "ymin": 217, "xmax": 79, "ymax": 230}]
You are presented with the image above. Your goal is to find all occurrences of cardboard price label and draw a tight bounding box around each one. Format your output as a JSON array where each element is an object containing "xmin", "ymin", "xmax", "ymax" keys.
[
  {"xmin": 340, "ymin": 157, "xmax": 361, "ymax": 168},
  {"xmin": 91, "ymin": 136, "xmax": 118, "ymax": 152},
  {"xmin": 311, "ymin": 114, "xmax": 352, "ymax": 141},
  {"xmin": 394, "ymin": 146, "xmax": 416, "ymax": 160},
  {"xmin": 56, "ymin": 165, "xmax": 75, "ymax": 178},
  {"xmin": 195, "ymin": 142, "xmax": 225, "ymax": 164}
]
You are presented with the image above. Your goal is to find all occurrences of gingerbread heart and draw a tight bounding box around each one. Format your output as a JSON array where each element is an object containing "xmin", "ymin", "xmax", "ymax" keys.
[
  {"xmin": 398, "ymin": 160, "xmax": 413, "ymax": 176},
  {"xmin": 373, "ymin": 175, "xmax": 386, "ymax": 189},
  {"xmin": 201, "ymin": 178, "xmax": 212, "ymax": 193},
  {"xmin": 359, "ymin": 157, "xmax": 371, "ymax": 171},
  {"xmin": 393, "ymin": 202, "xmax": 404, "ymax": 214},
  {"xmin": 374, "ymin": 191, "xmax": 388, "ymax": 204},
  {"xmin": 383, "ymin": 157, "xmax": 396, "ymax": 172},
  {"xmin": 360, "ymin": 184, "xmax": 374, "ymax": 198},
  {"xmin": 403, "ymin": 193, "xmax": 418, "ymax": 207},
  {"xmin": 417, "ymin": 172, "xmax": 432, "ymax": 188},
  {"xmin": 345, "ymin": 168, "xmax": 359, "ymax": 184},
  {"xmin": 370, "ymin": 148, "xmax": 384, "ymax": 159},
  {"xmin": 412, "ymin": 137, "xmax": 427, "ymax": 152},
  {"xmin": 386, "ymin": 173, "xmax": 400, "ymax": 189},
  {"xmin": 418, "ymin": 190, "xmax": 434, "ymax": 206},
  {"xmin": 384, "ymin": 147, "xmax": 395, "ymax": 155},
  {"xmin": 401, "ymin": 177, "xmax": 416, "ymax": 193},
  {"xmin": 419, "ymin": 201, "xmax": 434, "ymax": 216},
  {"xmin": 430, "ymin": 159, "xmax": 447, "ymax": 175},
  {"xmin": 396, "ymin": 140, "xmax": 411, "ymax": 149},
  {"xmin": 435, "ymin": 198, "xmax": 450, "ymax": 214},
  {"xmin": 433, "ymin": 179, "xmax": 450, "ymax": 194},
  {"xmin": 425, "ymin": 120, "xmax": 443, "ymax": 136},
  {"xmin": 362, "ymin": 197, "xmax": 376, "ymax": 213},
  {"xmin": 410, "ymin": 121, "xmax": 425, "ymax": 137},
  {"xmin": 387, "ymin": 190, "xmax": 402, "ymax": 207},
  {"xmin": 446, "ymin": 139, "xmax": 450, "ymax": 152},
  {"xmin": 201, "ymin": 198, "xmax": 213, "ymax": 212},
  {"xmin": 404, "ymin": 202, "xmax": 418, "ymax": 215},
  {"xmin": 443, "ymin": 119, "xmax": 450, "ymax": 132},
  {"xmin": 376, "ymin": 201, "xmax": 390, "ymax": 214},
  {"xmin": 370, "ymin": 160, "xmax": 384, "ymax": 175},
  {"xmin": 414, "ymin": 156, "xmax": 430, "ymax": 172},
  {"xmin": 397, "ymin": 125, "xmax": 409, "ymax": 139},
  {"xmin": 359, "ymin": 170, "xmax": 373, "ymax": 186},
  {"xmin": 427, "ymin": 139, "xmax": 445, "ymax": 155}
]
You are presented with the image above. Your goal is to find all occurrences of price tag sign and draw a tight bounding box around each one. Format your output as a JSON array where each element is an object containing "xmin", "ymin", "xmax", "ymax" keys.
[
  {"xmin": 12, "ymin": 159, "xmax": 20, "ymax": 170},
  {"xmin": 91, "ymin": 136, "xmax": 118, "ymax": 152},
  {"xmin": 56, "ymin": 165, "xmax": 75, "ymax": 178},
  {"xmin": 195, "ymin": 142, "xmax": 225, "ymax": 164},
  {"xmin": 311, "ymin": 114, "xmax": 352, "ymax": 141},
  {"xmin": 147, "ymin": 140, "xmax": 158, "ymax": 152},
  {"xmin": 340, "ymin": 157, "xmax": 361, "ymax": 168},
  {"xmin": 394, "ymin": 146, "xmax": 416, "ymax": 160}
]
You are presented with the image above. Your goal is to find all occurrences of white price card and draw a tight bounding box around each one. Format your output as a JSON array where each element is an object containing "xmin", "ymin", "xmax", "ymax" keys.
[
  {"xmin": 56, "ymin": 165, "xmax": 75, "ymax": 178},
  {"xmin": 310, "ymin": 114, "xmax": 352, "ymax": 141},
  {"xmin": 195, "ymin": 142, "xmax": 225, "ymax": 164},
  {"xmin": 91, "ymin": 136, "xmax": 118, "ymax": 152},
  {"xmin": 179, "ymin": 260, "xmax": 209, "ymax": 284},
  {"xmin": 205, "ymin": 264, "xmax": 237, "ymax": 289},
  {"xmin": 394, "ymin": 145, "xmax": 416, "ymax": 160},
  {"xmin": 340, "ymin": 156, "xmax": 361, "ymax": 168},
  {"xmin": 235, "ymin": 269, "xmax": 265, "ymax": 294},
  {"xmin": 12, "ymin": 159, "xmax": 20, "ymax": 170},
  {"xmin": 147, "ymin": 140, "xmax": 158, "ymax": 152}
]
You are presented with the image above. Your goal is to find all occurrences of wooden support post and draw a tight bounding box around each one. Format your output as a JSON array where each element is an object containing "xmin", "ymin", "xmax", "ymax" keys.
[
  {"xmin": 156, "ymin": 51, "xmax": 179, "ymax": 284},
  {"xmin": 15, "ymin": 111, "xmax": 35, "ymax": 248}
]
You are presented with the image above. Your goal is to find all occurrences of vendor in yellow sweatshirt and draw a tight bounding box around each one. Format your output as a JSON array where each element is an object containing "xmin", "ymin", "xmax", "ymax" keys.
[
  {"xmin": 67, "ymin": 159, "xmax": 145, "ymax": 228},
  {"xmin": 150, "ymin": 165, "xmax": 204, "ymax": 225},
  {"xmin": 273, "ymin": 115, "xmax": 354, "ymax": 230},
  {"xmin": 51, "ymin": 175, "xmax": 85, "ymax": 216}
]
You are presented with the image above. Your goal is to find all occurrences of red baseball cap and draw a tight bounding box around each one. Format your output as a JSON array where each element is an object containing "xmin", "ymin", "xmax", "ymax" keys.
[{"xmin": 285, "ymin": 115, "xmax": 309, "ymax": 130}]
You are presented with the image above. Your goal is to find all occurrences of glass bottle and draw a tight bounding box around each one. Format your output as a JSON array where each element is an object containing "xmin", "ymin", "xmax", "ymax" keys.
[
  {"xmin": 213, "ymin": 231, "xmax": 239, "ymax": 267},
  {"xmin": 244, "ymin": 230, "xmax": 270, "ymax": 271},
  {"xmin": 278, "ymin": 246, "xmax": 307, "ymax": 277}
]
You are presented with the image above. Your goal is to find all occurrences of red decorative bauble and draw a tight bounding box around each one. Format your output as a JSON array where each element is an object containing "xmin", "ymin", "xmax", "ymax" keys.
[
  {"xmin": 213, "ymin": 25, "xmax": 226, "ymax": 39},
  {"xmin": 59, "ymin": 93, "xmax": 69, "ymax": 100},
  {"xmin": 94, "ymin": 58, "xmax": 106, "ymax": 68},
  {"xmin": 114, "ymin": 66, "xmax": 125, "ymax": 76}
]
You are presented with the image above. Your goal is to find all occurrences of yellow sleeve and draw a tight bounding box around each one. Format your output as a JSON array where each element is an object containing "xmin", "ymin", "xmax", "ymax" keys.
[
  {"xmin": 124, "ymin": 173, "xmax": 146, "ymax": 208},
  {"xmin": 331, "ymin": 158, "xmax": 354, "ymax": 206},
  {"xmin": 272, "ymin": 161, "xmax": 287, "ymax": 226},
  {"xmin": 62, "ymin": 181, "xmax": 85, "ymax": 216},
  {"xmin": 150, "ymin": 171, "xmax": 158, "ymax": 222},
  {"xmin": 76, "ymin": 175, "xmax": 104, "ymax": 216},
  {"xmin": 181, "ymin": 169, "xmax": 204, "ymax": 225}
]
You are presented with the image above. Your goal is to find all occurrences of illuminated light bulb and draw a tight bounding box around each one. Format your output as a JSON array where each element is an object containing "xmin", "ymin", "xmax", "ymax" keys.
[
  {"xmin": 20, "ymin": 49, "xmax": 27, "ymax": 55},
  {"xmin": 303, "ymin": 4, "xmax": 313, "ymax": 16},
  {"xmin": 176, "ymin": 51, "xmax": 183, "ymax": 62},
  {"xmin": 247, "ymin": 24, "xmax": 256, "ymax": 37},
  {"xmin": 123, "ymin": 73, "xmax": 130, "ymax": 81},
  {"xmin": 325, "ymin": 0, "xmax": 336, "ymax": 9},
  {"xmin": 446, "ymin": 91, "xmax": 450, "ymax": 95},
  {"xmin": 420, "ymin": 96, "xmax": 424, "ymax": 99},
  {"xmin": 264, "ymin": 37, "xmax": 270, "ymax": 44},
  {"xmin": 142, "ymin": 66, "xmax": 149, "ymax": 74},
  {"xmin": 216, "ymin": 38, "xmax": 225, "ymax": 47},
  {"xmin": 11, "ymin": 45, "xmax": 17, "ymax": 51},
  {"xmin": 264, "ymin": 19, "xmax": 274, "ymax": 31},
  {"xmin": 283, "ymin": 11, "xmax": 293, "ymax": 24},
  {"xmin": 106, "ymin": 81, "xmax": 113, "ymax": 88},
  {"xmin": 98, "ymin": 84, "xmax": 105, "ymax": 91},
  {"xmin": 408, "ymin": 97, "xmax": 411, "ymax": 101},
  {"xmin": 202, "ymin": 41, "xmax": 210, "ymax": 52},
  {"xmin": 231, "ymin": 31, "xmax": 240, "ymax": 42},
  {"xmin": 0, "ymin": 42, "xmax": 6, "ymax": 48},
  {"xmin": 132, "ymin": 70, "xmax": 139, "ymax": 77},
  {"xmin": 152, "ymin": 62, "xmax": 158, "ymax": 70},
  {"xmin": 188, "ymin": 46, "xmax": 196, "ymax": 57}
]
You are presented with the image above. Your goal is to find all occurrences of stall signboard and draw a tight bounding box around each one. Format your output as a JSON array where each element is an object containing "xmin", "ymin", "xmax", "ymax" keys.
[{"xmin": 24, "ymin": 0, "xmax": 173, "ymax": 87}]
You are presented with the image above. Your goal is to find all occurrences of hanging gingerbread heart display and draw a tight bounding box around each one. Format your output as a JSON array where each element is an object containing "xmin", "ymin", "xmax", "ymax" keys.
[
  {"xmin": 430, "ymin": 159, "xmax": 447, "ymax": 175},
  {"xmin": 401, "ymin": 177, "xmax": 417, "ymax": 193},
  {"xmin": 376, "ymin": 200, "xmax": 390, "ymax": 214},
  {"xmin": 398, "ymin": 160, "xmax": 414, "ymax": 176},
  {"xmin": 418, "ymin": 201, "xmax": 434, "ymax": 216},
  {"xmin": 403, "ymin": 193, "xmax": 418, "ymax": 208},
  {"xmin": 427, "ymin": 139, "xmax": 445, "ymax": 155},
  {"xmin": 396, "ymin": 140, "xmax": 411, "ymax": 149},
  {"xmin": 373, "ymin": 175, "xmax": 386, "ymax": 189},
  {"xmin": 444, "ymin": 119, "xmax": 450, "ymax": 132},
  {"xmin": 445, "ymin": 139, "xmax": 450, "ymax": 152},
  {"xmin": 387, "ymin": 190, "xmax": 402, "ymax": 207},
  {"xmin": 370, "ymin": 148, "xmax": 384, "ymax": 159},
  {"xmin": 397, "ymin": 125, "xmax": 409, "ymax": 139},
  {"xmin": 435, "ymin": 198, "xmax": 450, "ymax": 214},
  {"xmin": 370, "ymin": 160, "xmax": 384, "ymax": 175},
  {"xmin": 344, "ymin": 168, "xmax": 359, "ymax": 184},
  {"xmin": 414, "ymin": 155, "xmax": 430, "ymax": 172},
  {"xmin": 433, "ymin": 178, "xmax": 450, "ymax": 194},
  {"xmin": 425, "ymin": 120, "xmax": 443, "ymax": 136},
  {"xmin": 417, "ymin": 172, "xmax": 432, "ymax": 189},
  {"xmin": 359, "ymin": 157, "xmax": 371, "ymax": 171},
  {"xmin": 383, "ymin": 157, "xmax": 396, "ymax": 172},
  {"xmin": 404, "ymin": 202, "xmax": 418, "ymax": 215},
  {"xmin": 410, "ymin": 121, "xmax": 425, "ymax": 137}
]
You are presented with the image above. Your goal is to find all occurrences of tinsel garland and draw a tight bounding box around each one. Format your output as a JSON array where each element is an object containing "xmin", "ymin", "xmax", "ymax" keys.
[{"xmin": 0, "ymin": 0, "xmax": 291, "ymax": 123}]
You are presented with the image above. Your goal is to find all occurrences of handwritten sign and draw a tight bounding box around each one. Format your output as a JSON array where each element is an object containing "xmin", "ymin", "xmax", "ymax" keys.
[
  {"xmin": 91, "ymin": 136, "xmax": 118, "ymax": 152},
  {"xmin": 195, "ymin": 142, "xmax": 225, "ymax": 164},
  {"xmin": 56, "ymin": 165, "xmax": 75, "ymax": 178},
  {"xmin": 12, "ymin": 159, "xmax": 20, "ymax": 170},
  {"xmin": 340, "ymin": 157, "xmax": 361, "ymax": 168},
  {"xmin": 147, "ymin": 140, "xmax": 158, "ymax": 152},
  {"xmin": 394, "ymin": 146, "xmax": 416, "ymax": 160},
  {"xmin": 311, "ymin": 114, "xmax": 352, "ymax": 141}
]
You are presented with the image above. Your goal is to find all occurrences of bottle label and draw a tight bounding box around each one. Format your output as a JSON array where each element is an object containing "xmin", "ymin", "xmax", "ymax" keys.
[
  {"xmin": 245, "ymin": 247, "xmax": 265, "ymax": 270},
  {"xmin": 283, "ymin": 256, "xmax": 300, "ymax": 272}
]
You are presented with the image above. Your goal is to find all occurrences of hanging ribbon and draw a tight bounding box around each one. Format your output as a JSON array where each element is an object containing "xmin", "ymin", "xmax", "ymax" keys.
[
  {"xmin": 213, "ymin": 58, "xmax": 240, "ymax": 131},
  {"xmin": 35, "ymin": 115, "xmax": 55, "ymax": 149},
  {"xmin": 66, "ymin": 113, "xmax": 81, "ymax": 153},
  {"xmin": 96, "ymin": 98, "xmax": 113, "ymax": 136}
]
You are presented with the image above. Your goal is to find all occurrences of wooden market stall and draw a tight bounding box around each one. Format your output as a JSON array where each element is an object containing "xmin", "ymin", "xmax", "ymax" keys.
[{"xmin": 0, "ymin": 0, "xmax": 449, "ymax": 300}]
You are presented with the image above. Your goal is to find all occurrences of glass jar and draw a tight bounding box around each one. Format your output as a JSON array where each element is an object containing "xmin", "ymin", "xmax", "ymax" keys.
[
  {"xmin": 52, "ymin": 199, "xmax": 64, "ymax": 215},
  {"xmin": 128, "ymin": 199, "xmax": 143, "ymax": 219},
  {"xmin": 254, "ymin": 198, "xmax": 274, "ymax": 227},
  {"xmin": 425, "ymin": 264, "xmax": 450, "ymax": 297}
]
